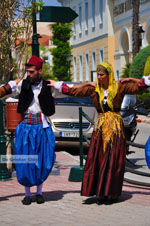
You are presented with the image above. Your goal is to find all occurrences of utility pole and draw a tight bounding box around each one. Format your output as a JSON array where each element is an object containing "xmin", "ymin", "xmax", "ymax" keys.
[{"xmin": 32, "ymin": 0, "xmax": 40, "ymax": 56}]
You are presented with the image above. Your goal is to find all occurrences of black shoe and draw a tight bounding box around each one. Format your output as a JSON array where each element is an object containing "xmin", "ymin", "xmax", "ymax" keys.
[
  {"xmin": 31, "ymin": 195, "xmax": 36, "ymax": 202},
  {"xmin": 109, "ymin": 198, "xmax": 118, "ymax": 204},
  {"xmin": 36, "ymin": 194, "xmax": 45, "ymax": 204},
  {"xmin": 96, "ymin": 196, "xmax": 108, "ymax": 205},
  {"xmin": 83, "ymin": 197, "xmax": 97, "ymax": 205},
  {"xmin": 22, "ymin": 196, "xmax": 32, "ymax": 205},
  {"xmin": 96, "ymin": 199, "xmax": 104, "ymax": 205},
  {"xmin": 105, "ymin": 197, "xmax": 118, "ymax": 205}
]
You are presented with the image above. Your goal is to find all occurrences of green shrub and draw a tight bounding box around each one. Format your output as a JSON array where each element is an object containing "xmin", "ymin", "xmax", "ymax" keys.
[
  {"xmin": 136, "ymin": 89, "xmax": 150, "ymax": 111},
  {"xmin": 137, "ymin": 90, "xmax": 150, "ymax": 100},
  {"xmin": 51, "ymin": 23, "xmax": 73, "ymax": 81},
  {"xmin": 129, "ymin": 46, "xmax": 150, "ymax": 78}
]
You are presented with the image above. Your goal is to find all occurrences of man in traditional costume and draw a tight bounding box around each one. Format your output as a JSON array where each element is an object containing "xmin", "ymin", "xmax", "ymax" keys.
[{"xmin": 1, "ymin": 56, "xmax": 56, "ymax": 205}]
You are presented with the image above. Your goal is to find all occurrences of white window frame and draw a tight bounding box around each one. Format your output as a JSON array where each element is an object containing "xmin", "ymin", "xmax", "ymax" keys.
[
  {"xmin": 84, "ymin": 0, "xmax": 88, "ymax": 32},
  {"xmin": 99, "ymin": 48, "xmax": 104, "ymax": 63},
  {"xmin": 85, "ymin": 52, "xmax": 89, "ymax": 81},
  {"xmin": 72, "ymin": 6, "xmax": 76, "ymax": 39},
  {"xmin": 79, "ymin": 54, "xmax": 83, "ymax": 82},
  {"xmin": 116, "ymin": 70, "xmax": 120, "ymax": 81},
  {"xmin": 73, "ymin": 55, "xmax": 77, "ymax": 82},
  {"xmin": 79, "ymin": 3, "xmax": 82, "ymax": 35},
  {"xmin": 99, "ymin": 0, "xmax": 103, "ymax": 25},
  {"xmin": 92, "ymin": 0, "xmax": 95, "ymax": 29},
  {"xmin": 92, "ymin": 50, "xmax": 96, "ymax": 71}
]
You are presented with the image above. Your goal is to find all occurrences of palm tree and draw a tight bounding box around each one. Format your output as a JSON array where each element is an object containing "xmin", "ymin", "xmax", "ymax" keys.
[{"xmin": 132, "ymin": 0, "xmax": 140, "ymax": 57}]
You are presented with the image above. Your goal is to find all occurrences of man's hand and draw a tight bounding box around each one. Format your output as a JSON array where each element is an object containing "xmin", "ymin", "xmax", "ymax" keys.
[{"xmin": 119, "ymin": 78, "xmax": 131, "ymax": 83}]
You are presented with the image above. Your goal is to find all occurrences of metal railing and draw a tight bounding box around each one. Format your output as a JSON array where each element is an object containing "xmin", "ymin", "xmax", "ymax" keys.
[
  {"xmin": 68, "ymin": 107, "xmax": 94, "ymax": 182},
  {"xmin": 0, "ymin": 100, "xmax": 11, "ymax": 181},
  {"xmin": 79, "ymin": 107, "xmax": 94, "ymax": 167}
]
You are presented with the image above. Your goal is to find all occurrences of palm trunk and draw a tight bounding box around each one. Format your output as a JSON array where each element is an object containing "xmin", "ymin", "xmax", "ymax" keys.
[{"xmin": 132, "ymin": 0, "xmax": 140, "ymax": 57}]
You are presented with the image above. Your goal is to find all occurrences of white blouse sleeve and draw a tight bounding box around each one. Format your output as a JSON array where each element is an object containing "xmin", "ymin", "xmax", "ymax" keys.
[
  {"xmin": 52, "ymin": 81, "xmax": 67, "ymax": 98},
  {"xmin": 54, "ymin": 81, "xmax": 63, "ymax": 92}
]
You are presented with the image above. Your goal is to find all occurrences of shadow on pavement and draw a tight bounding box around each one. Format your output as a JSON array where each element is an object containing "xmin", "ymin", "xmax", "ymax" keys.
[
  {"xmin": 0, "ymin": 190, "xmax": 80, "ymax": 203},
  {"xmin": 55, "ymin": 141, "xmax": 89, "ymax": 156},
  {"xmin": 126, "ymin": 157, "xmax": 147, "ymax": 169},
  {"xmin": 44, "ymin": 190, "xmax": 80, "ymax": 202},
  {"xmin": 0, "ymin": 192, "xmax": 25, "ymax": 202}
]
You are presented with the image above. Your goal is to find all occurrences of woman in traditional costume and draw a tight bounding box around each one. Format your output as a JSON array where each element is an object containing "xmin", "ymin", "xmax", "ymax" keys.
[{"xmin": 51, "ymin": 61, "xmax": 150, "ymax": 204}]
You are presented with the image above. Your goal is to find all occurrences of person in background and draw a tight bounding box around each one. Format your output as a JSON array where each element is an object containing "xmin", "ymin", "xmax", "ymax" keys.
[{"xmin": 49, "ymin": 61, "xmax": 150, "ymax": 204}]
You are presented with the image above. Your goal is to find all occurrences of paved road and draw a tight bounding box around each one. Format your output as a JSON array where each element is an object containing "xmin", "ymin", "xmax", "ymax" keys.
[{"xmin": 0, "ymin": 123, "xmax": 150, "ymax": 226}]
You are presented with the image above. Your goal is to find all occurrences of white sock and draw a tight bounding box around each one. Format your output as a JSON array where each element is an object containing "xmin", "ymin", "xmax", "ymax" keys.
[
  {"xmin": 25, "ymin": 186, "xmax": 31, "ymax": 197},
  {"xmin": 36, "ymin": 184, "xmax": 43, "ymax": 195}
]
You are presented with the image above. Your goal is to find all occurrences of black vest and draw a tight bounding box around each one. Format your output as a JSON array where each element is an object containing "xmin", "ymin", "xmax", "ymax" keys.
[{"xmin": 17, "ymin": 78, "xmax": 55, "ymax": 116}]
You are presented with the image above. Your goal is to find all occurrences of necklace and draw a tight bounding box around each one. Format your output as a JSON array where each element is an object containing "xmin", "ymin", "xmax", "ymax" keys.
[{"xmin": 103, "ymin": 89, "xmax": 108, "ymax": 104}]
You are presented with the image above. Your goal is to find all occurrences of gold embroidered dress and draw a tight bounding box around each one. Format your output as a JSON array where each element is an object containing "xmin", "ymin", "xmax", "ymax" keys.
[{"xmin": 62, "ymin": 62, "xmax": 145, "ymax": 198}]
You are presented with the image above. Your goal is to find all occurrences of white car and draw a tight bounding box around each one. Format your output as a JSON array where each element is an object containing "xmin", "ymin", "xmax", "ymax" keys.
[{"xmin": 49, "ymin": 94, "xmax": 97, "ymax": 142}]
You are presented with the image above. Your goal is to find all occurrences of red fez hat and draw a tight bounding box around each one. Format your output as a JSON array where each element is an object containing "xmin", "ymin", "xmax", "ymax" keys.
[{"xmin": 25, "ymin": 56, "xmax": 43, "ymax": 69}]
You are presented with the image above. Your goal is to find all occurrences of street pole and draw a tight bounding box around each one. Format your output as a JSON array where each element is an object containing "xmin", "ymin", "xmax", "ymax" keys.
[
  {"xmin": 32, "ymin": 0, "xmax": 40, "ymax": 57},
  {"xmin": 0, "ymin": 100, "xmax": 11, "ymax": 181}
]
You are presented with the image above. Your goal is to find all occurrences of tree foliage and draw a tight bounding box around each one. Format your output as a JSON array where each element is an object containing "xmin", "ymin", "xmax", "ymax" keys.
[
  {"xmin": 129, "ymin": 46, "xmax": 150, "ymax": 78},
  {"xmin": 120, "ymin": 63, "xmax": 131, "ymax": 78},
  {"xmin": 39, "ymin": 45, "xmax": 56, "ymax": 80},
  {"xmin": 0, "ymin": 0, "xmax": 31, "ymax": 82},
  {"xmin": 51, "ymin": 23, "xmax": 73, "ymax": 81},
  {"xmin": 0, "ymin": 0, "xmax": 44, "ymax": 83},
  {"xmin": 129, "ymin": 45, "xmax": 150, "ymax": 103}
]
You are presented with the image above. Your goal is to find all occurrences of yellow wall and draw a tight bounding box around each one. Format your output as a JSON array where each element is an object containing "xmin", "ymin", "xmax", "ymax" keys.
[
  {"xmin": 71, "ymin": 35, "xmax": 115, "ymax": 82},
  {"xmin": 107, "ymin": 36, "xmax": 115, "ymax": 68}
]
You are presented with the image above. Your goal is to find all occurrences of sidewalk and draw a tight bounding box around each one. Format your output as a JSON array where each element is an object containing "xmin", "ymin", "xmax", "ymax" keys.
[
  {"xmin": 0, "ymin": 151, "xmax": 150, "ymax": 226},
  {"xmin": 137, "ymin": 115, "xmax": 150, "ymax": 123}
]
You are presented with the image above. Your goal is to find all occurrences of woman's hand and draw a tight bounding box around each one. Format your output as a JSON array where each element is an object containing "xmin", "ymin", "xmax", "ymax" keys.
[
  {"xmin": 119, "ymin": 78, "xmax": 141, "ymax": 83},
  {"xmin": 73, "ymin": 81, "xmax": 97, "ymax": 89},
  {"xmin": 87, "ymin": 81, "xmax": 97, "ymax": 87},
  {"xmin": 47, "ymin": 80, "xmax": 56, "ymax": 87},
  {"xmin": 14, "ymin": 79, "xmax": 21, "ymax": 84}
]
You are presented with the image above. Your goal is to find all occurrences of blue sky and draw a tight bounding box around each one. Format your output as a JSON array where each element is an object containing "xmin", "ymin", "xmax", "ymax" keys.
[
  {"xmin": 42, "ymin": 0, "xmax": 62, "ymax": 6},
  {"xmin": 24, "ymin": 0, "xmax": 62, "ymax": 6}
]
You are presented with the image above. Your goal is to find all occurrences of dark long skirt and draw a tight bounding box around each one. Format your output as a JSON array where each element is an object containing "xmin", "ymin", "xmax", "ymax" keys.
[{"xmin": 81, "ymin": 129, "xmax": 126, "ymax": 197}]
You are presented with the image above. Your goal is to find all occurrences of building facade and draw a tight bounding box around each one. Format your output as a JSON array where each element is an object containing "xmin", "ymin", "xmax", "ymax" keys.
[
  {"xmin": 59, "ymin": 0, "xmax": 115, "ymax": 82},
  {"xmin": 58, "ymin": 0, "xmax": 150, "ymax": 81},
  {"xmin": 114, "ymin": 0, "xmax": 150, "ymax": 79}
]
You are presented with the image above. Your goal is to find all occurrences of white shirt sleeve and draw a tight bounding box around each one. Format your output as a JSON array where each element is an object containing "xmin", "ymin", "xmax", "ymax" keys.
[
  {"xmin": 143, "ymin": 76, "xmax": 150, "ymax": 86},
  {"xmin": 8, "ymin": 80, "xmax": 23, "ymax": 96},
  {"xmin": 8, "ymin": 81, "xmax": 17, "ymax": 92}
]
